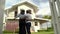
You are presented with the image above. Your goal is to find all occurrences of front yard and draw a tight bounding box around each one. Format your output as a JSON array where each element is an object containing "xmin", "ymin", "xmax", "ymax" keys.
[
  {"xmin": 3, "ymin": 31, "xmax": 54, "ymax": 34},
  {"xmin": 3, "ymin": 27, "xmax": 54, "ymax": 34},
  {"xmin": 32, "ymin": 31, "xmax": 54, "ymax": 34}
]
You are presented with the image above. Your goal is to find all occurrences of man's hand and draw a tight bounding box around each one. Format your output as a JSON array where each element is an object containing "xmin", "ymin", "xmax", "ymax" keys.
[{"xmin": 14, "ymin": 16, "xmax": 17, "ymax": 19}]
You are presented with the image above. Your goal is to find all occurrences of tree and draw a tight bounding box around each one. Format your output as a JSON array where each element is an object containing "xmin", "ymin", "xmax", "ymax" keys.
[
  {"xmin": 43, "ymin": 15, "xmax": 52, "ymax": 30},
  {"xmin": 43, "ymin": 15, "xmax": 51, "ymax": 19}
]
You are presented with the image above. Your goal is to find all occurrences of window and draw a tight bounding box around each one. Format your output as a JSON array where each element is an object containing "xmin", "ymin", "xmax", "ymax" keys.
[
  {"xmin": 35, "ymin": 22, "xmax": 38, "ymax": 26},
  {"xmin": 15, "ymin": 10, "xmax": 17, "ymax": 17},
  {"xmin": 14, "ymin": 7, "xmax": 18, "ymax": 17},
  {"xmin": 20, "ymin": 9, "xmax": 25, "ymax": 15},
  {"xmin": 26, "ymin": 10, "xmax": 31, "ymax": 14}
]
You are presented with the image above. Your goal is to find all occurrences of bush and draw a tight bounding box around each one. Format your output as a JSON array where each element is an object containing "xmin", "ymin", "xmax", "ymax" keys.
[
  {"xmin": 38, "ymin": 30, "xmax": 47, "ymax": 32},
  {"xmin": 38, "ymin": 27, "xmax": 53, "ymax": 32}
]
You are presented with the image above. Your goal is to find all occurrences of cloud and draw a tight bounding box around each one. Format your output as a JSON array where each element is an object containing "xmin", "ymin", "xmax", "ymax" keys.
[
  {"xmin": 36, "ymin": 1, "xmax": 51, "ymax": 15},
  {"xmin": 39, "ymin": 2, "xmax": 49, "ymax": 8},
  {"xmin": 39, "ymin": 0, "xmax": 48, "ymax": 3},
  {"xmin": 5, "ymin": 0, "xmax": 20, "ymax": 7},
  {"xmin": 36, "ymin": 6, "xmax": 51, "ymax": 15},
  {"xmin": 31, "ymin": 0, "xmax": 40, "ymax": 5}
]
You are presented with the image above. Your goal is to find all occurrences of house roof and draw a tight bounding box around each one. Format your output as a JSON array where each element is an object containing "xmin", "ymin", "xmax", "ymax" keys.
[
  {"xmin": 7, "ymin": 18, "xmax": 50, "ymax": 24},
  {"xmin": 5, "ymin": 1, "xmax": 39, "ymax": 11},
  {"xmin": 34, "ymin": 18, "xmax": 51, "ymax": 24},
  {"xmin": 35, "ymin": 18, "xmax": 51, "ymax": 21}
]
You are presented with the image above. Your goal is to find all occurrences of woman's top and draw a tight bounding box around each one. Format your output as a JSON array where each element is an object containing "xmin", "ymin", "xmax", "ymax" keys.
[{"xmin": 25, "ymin": 14, "xmax": 35, "ymax": 23}]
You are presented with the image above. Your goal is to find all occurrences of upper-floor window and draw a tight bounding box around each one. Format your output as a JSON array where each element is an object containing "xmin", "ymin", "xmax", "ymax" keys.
[
  {"xmin": 26, "ymin": 10, "xmax": 31, "ymax": 14},
  {"xmin": 20, "ymin": 9, "xmax": 25, "ymax": 15},
  {"xmin": 15, "ymin": 10, "xmax": 17, "ymax": 17},
  {"xmin": 14, "ymin": 7, "xmax": 18, "ymax": 17}
]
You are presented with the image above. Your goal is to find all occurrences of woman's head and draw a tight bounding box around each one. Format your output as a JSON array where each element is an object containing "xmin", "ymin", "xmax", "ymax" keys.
[{"xmin": 26, "ymin": 10, "xmax": 31, "ymax": 14}]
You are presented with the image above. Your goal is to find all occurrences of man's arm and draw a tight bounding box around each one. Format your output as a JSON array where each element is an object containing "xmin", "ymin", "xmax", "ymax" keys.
[{"xmin": 14, "ymin": 14, "xmax": 20, "ymax": 19}]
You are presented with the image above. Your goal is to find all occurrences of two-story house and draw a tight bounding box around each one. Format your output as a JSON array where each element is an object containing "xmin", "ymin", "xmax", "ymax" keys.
[{"xmin": 4, "ymin": 1, "xmax": 50, "ymax": 32}]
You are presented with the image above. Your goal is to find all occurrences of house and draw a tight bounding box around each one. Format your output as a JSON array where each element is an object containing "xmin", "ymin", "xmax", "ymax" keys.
[{"xmin": 4, "ymin": 1, "xmax": 50, "ymax": 32}]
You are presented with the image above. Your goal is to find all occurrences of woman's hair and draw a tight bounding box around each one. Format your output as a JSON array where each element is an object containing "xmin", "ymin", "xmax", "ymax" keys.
[{"xmin": 26, "ymin": 10, "xmax": 31, "ymax": 14}]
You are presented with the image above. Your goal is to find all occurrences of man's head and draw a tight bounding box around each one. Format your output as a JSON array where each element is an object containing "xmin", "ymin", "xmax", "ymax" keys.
[{"xmin": 20, "ymin": 9, "xmax": 25, "ymax": 15}]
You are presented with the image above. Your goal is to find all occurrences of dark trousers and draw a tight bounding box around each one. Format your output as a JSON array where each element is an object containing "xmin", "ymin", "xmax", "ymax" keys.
[
  {"xmin": 26, "ymin": 22, "xmax": 31, "ymax": 34},
  {"xmin": 19, "ymin": 19, "xmax": 26, "ymax": 34}
]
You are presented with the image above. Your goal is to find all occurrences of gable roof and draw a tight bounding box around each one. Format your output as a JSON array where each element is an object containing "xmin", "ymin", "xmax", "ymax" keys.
[{"xmin": 5, "ymin": 1, "xmax": 39, "ymax": 10}]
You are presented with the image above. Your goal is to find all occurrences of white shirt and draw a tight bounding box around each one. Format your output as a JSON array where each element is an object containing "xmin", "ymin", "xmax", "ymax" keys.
[
  {"xmin": 25, "ymin": 14, "xmax": 35, "ymax": 19},
  {"xmin": 25, "ymin": 14, "xmax": 35, "ymax": 23}
]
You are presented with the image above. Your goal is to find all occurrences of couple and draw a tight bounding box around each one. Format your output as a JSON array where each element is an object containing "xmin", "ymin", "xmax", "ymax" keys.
[{"xmin": 15, "ymin": 11, "xmax": 33, "ymax": 34}]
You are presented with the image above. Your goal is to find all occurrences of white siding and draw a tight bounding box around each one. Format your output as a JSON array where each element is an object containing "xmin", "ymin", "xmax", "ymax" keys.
[{"xmin": 7, "ymin": 10, "xmax": 15, "ymax": 19}]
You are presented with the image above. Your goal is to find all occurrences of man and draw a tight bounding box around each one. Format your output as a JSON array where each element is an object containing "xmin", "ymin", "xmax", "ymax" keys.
[{"xmin": 15, "ymin": 10, "xmax": 26, "ymax": 34}]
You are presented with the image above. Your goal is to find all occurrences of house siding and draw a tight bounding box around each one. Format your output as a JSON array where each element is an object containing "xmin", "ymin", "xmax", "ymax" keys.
[{"xmin": 6, "ymin": 20, "xmax": 19, "ymax": 31}]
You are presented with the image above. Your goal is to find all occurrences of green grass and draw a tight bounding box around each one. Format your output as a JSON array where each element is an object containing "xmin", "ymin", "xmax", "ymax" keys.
[
  {"xmin": 3, "ymin": 33, "xmax": 18, "ymax": 34},
  {"xmin": 32, "ymin": 31, "xmax": 54, "ymax": 34},
  {"xmin": 3, "ymin": 28, "xmax": 54, "ymax": 34},
  {"xmin": 3, "ymin": 31, "xmax": 54, "ymax": 34}
]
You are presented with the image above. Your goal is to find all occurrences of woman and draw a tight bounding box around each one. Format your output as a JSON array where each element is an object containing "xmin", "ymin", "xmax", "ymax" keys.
[{"xmin": 25, "ymin": 10, "xmax": 35, "ymax": 34}]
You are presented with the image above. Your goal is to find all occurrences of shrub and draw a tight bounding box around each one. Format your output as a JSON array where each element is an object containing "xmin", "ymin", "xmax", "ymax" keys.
[{"xmin": 38, "ymin": 27, "xmax": 53, "ymax": 32}]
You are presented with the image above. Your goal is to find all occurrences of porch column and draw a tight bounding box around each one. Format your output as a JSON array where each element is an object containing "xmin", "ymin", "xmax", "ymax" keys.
[
  {"xmin": 49, "ymin": 0, "xmax": 60, "ymax": 34},
  {"xmin": 0, "ymin": 0, "xmax": 5, "ymax": 34},
  {"xmin": 56, "ymin": 0, "xmax": 60, "ymax": 34},
  {"xmin": 56, "ymin": 0, "xmax": 60, "ymax": 16}
]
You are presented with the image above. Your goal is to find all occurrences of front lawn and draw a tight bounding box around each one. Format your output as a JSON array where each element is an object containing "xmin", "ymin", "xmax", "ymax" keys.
[
  {"xmin": 3, "ymin": 28, "xmax": 54, "ymax": 34},
  {"xmin": 32, "ymin": 31, "xmax": 54, "ymax": 34},
  {"xmin": 3, "ymin": 31, "xmax": 54, "ymax": 34}
]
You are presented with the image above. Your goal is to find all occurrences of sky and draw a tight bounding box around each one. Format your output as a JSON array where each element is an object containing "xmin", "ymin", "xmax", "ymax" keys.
[{"xmin": 5, "ymin": 0, "xmax": 51, "ymax": 15}]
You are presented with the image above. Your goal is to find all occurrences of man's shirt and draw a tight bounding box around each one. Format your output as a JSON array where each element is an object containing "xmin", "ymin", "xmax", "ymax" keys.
[{"xmin": 16, "ymin": 14, "xmax": 26, "ymax": 19}]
